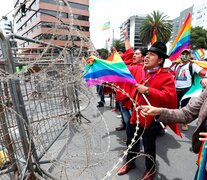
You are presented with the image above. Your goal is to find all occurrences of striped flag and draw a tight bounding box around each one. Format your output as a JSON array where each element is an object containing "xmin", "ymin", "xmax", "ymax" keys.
[
  {"xmin": 151, "ymin": 29, "xmax": 157, "ymax": 45},
  {"xmin": 194, "ymin": 48, "xmax": 205, "ymax": 60},
  {"xmin": 181, "ymin": 60, "xmax": 207, "ymax": 102},
  {"xmin": 181, "ymin": 74, "xmax": 203, "ymax": 101},
  {"xmin": 169, "ymin": 13, "xmax": 191, "ymax": 60},
  {"xmin": 84, "ymin": 51, "xmax": 136, "ymax": 86},
  {"xmin": 102, "ymin": 21, "xmax": 110, "ymax": 31}
]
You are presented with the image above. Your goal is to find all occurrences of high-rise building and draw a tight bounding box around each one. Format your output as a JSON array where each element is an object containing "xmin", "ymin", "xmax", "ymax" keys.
[
  {"xmin": 0, "ymin": 16, "xmax": 17, "ymax": 49},
  {"xmin": 0, "ymin": 16, "xmax": 13, "ymax": 36},
  {"xmin": 120, "ymin": 15, "xmax": 146, "ymax": 50},
  {"xmin": 170, "ymin": 3, "xmax": 207, "ymax": 43},
  {"xmin": 192, "ymin": 3, "xmax": 207, "ymax": 28},
  {"xmin": 13, "ymin": 0, "xmax": 90, "ymax": 55}
]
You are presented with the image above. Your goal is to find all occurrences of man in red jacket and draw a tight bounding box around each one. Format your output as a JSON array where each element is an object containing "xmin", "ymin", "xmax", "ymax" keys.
[
  {"xmin": 118, "ymin": 42, "xmax": 180, "ymax": 180},
  {"xmin": 115, "ymin": 29, "xmax": 147, "ymax": 131}
]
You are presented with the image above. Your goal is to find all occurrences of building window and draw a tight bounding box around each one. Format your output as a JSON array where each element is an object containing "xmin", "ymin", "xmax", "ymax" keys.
[{"xmin": 39, "ymin": 0, "xmax": 88, "ymax": 10}]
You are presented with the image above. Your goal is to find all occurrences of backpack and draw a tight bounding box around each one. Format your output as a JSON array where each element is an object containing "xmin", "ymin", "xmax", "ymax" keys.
[{"xmin": 175, "ymin": 62, "xmax": 194, "ymax": 84}]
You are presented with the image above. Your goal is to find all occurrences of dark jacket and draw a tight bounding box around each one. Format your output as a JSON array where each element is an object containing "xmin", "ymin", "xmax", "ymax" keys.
[{"xmin": 158, "ymin": 88, "xmax": 207, "ymax": 153}]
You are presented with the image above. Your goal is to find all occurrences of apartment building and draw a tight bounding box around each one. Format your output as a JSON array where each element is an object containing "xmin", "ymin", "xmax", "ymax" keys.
[
  {"xmin": 120, "ymin": 15, "xmax": 146, "ymax": 50},
  {"xmin": 14, "ymin": 0, "xmax": 90, "ymax": 55},
  {"xmin": 192, "ymin": 2, "xmax": 207, "ymax": 28}
]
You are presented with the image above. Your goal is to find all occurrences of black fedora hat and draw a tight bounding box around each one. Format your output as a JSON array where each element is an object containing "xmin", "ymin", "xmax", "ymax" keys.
[{"xmin": 147, "ymin": 42, "xmax": 169, "ymax": 58}]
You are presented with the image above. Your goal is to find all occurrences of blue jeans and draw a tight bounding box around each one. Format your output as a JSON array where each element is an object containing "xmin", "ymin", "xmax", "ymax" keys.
[
  {"xmin": 119, "ymin": 103, "xmax": 140, "ymax": 161},
  {"xmin": 119, "ymin": 104, "xmax": 131, "ymax": 125},
  {"xmin": 119, "ymin": 102, "xmax": 131, "ymax": 130}
]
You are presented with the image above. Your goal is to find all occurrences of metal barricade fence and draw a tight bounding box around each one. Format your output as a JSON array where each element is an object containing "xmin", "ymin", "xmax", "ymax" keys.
[
  {"xmin": 19, "ymin": 63, "xmax": 77, "ymax": 158},
  {"xmin": 0, "ymin": 33, "xmax": 84, "ymax": 179}
]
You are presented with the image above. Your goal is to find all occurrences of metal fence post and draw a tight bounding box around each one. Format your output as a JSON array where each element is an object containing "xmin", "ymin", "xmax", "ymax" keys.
[
  {"xmin": 0, "ymin": 85, "xmax": 19, "ymax": 178},
  {"xmin": 65, "ymin": 50, "xmax": 90, "ymax": 123},
  {"xmin": 1, "ymin": 32, "xmax": 37, "ymax": 179}
]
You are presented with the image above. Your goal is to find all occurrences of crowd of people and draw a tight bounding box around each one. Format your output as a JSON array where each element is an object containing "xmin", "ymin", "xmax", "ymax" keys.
[{"xmin": 93, "ymin": 29, "xmax": 207, "ymax": 179}]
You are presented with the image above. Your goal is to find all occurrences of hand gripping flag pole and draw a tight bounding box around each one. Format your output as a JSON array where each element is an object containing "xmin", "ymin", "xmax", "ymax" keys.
[
  {"xmin": 84, "ymin": 53, "xmax": 166, "ymax": 130},
  {"xmin": 140, "ymin": 92, "xmax": 167, "ymax": 132}
]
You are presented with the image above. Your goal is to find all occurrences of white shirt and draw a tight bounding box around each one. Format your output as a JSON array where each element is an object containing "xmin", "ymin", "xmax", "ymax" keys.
[{"xmin": 171, "ymin": 62, "xmax": 202, "ymax": 88}]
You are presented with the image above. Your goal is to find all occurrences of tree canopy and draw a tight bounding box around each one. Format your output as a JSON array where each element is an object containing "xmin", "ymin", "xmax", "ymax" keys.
[
  {"xmin": 96, "ymin": 48, "xmax": 109, "ymax": 59},
  {"xmin": 110, "ymin": 39, "xmax": 125, "ymax": 52},
  {"xmin": 191, "ymin": 27, "xmax": 207, "ymax": 50},
  {"xmin": 140, "ymin": 10, "xmax": 172, "ymax": 45}
]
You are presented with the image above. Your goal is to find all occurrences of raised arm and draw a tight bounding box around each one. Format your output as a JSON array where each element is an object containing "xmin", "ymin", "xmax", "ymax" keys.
[{"xmin": 123, "ymin": 29, "xmax": 131, "ymax": 50}]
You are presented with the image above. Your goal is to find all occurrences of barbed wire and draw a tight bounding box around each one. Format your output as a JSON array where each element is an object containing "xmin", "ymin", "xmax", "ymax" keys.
[{"xmin": 0, "ymin": 0, "xmax": 155, "ymax": 179}]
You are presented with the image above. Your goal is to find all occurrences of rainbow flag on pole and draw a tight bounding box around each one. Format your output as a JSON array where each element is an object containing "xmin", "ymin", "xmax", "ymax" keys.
[
  {"xmin": 194, "ymin": 48, "xmax": 205, "ymax": 60},
  {"xmin": 102, "ymin": 21, "xmax": 110, "ymax": 31},
  {"xmin": 169, "ymin": 13, "xmax": 191, "ymax": 60},
  {"xmin": 84, "ymin": 51, "xmax": 136, "ymax": 86}
]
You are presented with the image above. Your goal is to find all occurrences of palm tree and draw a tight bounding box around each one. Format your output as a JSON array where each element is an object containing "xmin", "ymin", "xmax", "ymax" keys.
[
  {"xmin": 111, "ymin": 39, "xmax": 125, "ymax": 52},
  {"xmin": 140, "ymin": 10, "xmax": 172, "ymax": 45}
]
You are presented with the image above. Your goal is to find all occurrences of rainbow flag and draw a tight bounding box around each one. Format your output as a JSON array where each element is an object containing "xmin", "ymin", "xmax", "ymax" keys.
[
  {"xmin": 194, "ymin": 48, "xmax": 205, "ymax": 60},
  {"xmin": 151, "ymin": 29, "xmax": 157, "ymax": 45},
  {"xmin": 191, "ymin": 60, "xmax": 207, "ymax": 68},
  {"xmin": 84, "ymin": 51, "xmax": 136, "ymax": 86},
  {"xmin": 194, "ymin": 141, "xmax": 207, "ymax": 180},
  {"xmin": 102, "ymin": 21, "xmax": 110, "ymax": 31},
  {"xmin": 169, "ymin": 13, "xmax": 191, "ymax": 60}
]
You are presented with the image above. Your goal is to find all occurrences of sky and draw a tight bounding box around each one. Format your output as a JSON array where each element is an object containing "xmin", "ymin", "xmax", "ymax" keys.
[
  {"xmin": 0, "ymin": 1, "xmax": 14, "ymax": 19},
  {"xmin": 89, "ymin": 0, "xmax": 205, "ymax": 49},
  {"xmin": 0, "ymin": 0, "xmax": 205, "ymax": 49}
]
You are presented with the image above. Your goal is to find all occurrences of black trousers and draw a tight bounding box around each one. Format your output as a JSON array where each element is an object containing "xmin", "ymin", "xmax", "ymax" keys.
[
  {"xmin": 96, "ymin": 85, "xmax": 105, "ymax": 103},
  {"xmin": 176, "ymin": 87, "xmax": 190, "ymax": 108},
  {"xmin": 126, "ymin": 121, "xmax": 162, "ymax": 172}
]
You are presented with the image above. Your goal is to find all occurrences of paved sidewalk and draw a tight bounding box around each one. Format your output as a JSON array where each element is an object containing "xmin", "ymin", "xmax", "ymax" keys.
[
  {"xmin": 97, "ymin": 97, "xmax": 197, "ymax": 180},
  {"xmin": 41, "ymin": 95, "xmax": 197, "ymax": 180}
]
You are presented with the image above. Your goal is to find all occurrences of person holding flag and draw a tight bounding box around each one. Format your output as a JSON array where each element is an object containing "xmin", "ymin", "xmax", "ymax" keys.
[
  {"xmin": 115, "ymin": 29, "xmax": 147, "ymax": 132},
  {"xmin": 167, "ymin": 13, "xmax": 207, "ymax": 131},
  {"xmin": 117, "ymin": 42, "xmax": 181, "ymax": 180},
  {"xmin": 139, "ymin": 80, "xmax": 207, "ymax": 180},
  {"xmin": 171, "ymin": 49, "xmax": 207, "ymax": 131}
]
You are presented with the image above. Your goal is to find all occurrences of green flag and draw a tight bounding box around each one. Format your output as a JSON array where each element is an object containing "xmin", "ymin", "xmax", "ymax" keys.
[{"xmin": 181, "ymin": 74, "xmax": 203, "ymax": 101}]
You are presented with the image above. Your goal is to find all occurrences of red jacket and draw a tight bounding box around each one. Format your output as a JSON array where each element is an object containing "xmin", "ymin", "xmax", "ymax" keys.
[
  {"xmin": 121, "ymin": 48, "xmax": 134, "ymax": 65},
  {"xmin": 115, "ymin": 48, "xmax": 134, "ymax": 102},
  {"xmin": 129, "ymin": 65, "xmax": 177, "ymax": 128}
]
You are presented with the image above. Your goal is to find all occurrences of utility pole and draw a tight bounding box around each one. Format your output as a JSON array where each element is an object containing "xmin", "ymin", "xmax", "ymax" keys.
[{"xmin": 112, "ymin": 29, "xmax": 114, "ymax": 46}]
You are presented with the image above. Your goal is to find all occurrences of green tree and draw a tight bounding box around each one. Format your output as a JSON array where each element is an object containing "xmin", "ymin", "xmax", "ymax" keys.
[
  {"xmin": 96, "ymin": 48, "xmax": 109, "ymax": 59},
  {"xmin": 110, "ymin": 39, "xmax": 125, "ymax": 52},
  {"xmin": 140, "ymin": 10, "xmax": 172, "ymax": 45},
  {"xmin": 191, "ymin": 27, "xmax": 207, "ymax": 50}
]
